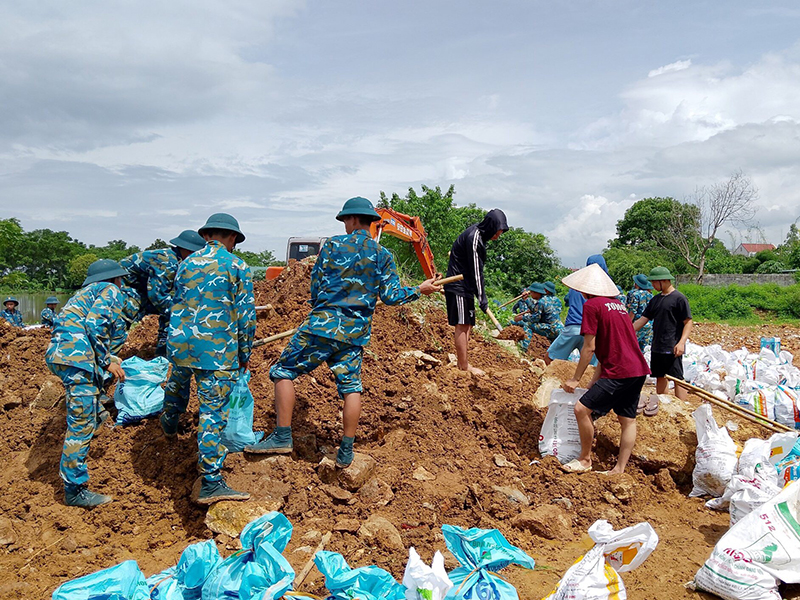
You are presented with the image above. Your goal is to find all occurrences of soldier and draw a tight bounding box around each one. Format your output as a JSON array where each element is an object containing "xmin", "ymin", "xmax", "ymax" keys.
[
  {"xmin": 245, "ymin": 197, "xmax": 441, "ymax": 467},
  {"xmin": 626, "ymin": 274, "xmax": 654, "ymax": 352},
  {"xmin": 1, "ymin": 296, "xmax": 24, "ymax": 327},
  {"xmin": 41, "ymin": 296, "xmax": 59, "ymax": 328},
  {"xmin": 44, "ymin": 259, "xmax": 129, "ymax": 507},
  {"xmin": 515, "ymin": 283, "xmax": 563, "ymax": 351},
  {"xmin": 543, "ymin": 281, "xmax": 563, "ymax": 314},
  {"xmin": 161, "ymin": 214, "xmax": 255, "ymax": 505},
  {"xmin": 119, "ymin": 230, "xmax": 206, "ymax": 356}
]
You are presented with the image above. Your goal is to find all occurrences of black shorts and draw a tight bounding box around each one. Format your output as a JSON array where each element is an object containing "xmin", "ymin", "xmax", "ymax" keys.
[
  {"xmin": 445, "ymin": 292, "xmax": 475, "ymax": 326},
  {"xmin": 650, "ymin": 353, "xmax": 684, "ymax": 379},
  {"xmin": 579, "ymin": 376, "xmax": 646, "ymax": 419}
]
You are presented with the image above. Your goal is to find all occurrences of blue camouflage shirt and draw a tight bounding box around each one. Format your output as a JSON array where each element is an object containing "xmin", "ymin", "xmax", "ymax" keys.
[
  {"xmin": 299, "ymin": 230, "xmax": 420, "ymax": 346},
  {"xmin": 44, "ymin": 282, "xmax": 127, "ymax": 379},
  {"xmin": 119, "ymin": 248, "xmax": 183, "ymax": 315},
  {"xmin": 41, "ymin": 307, "xmax": 57, "ymax": 327},
  {"xmin": 168, "ymin": 240, "xmax": 256, "ymax": 370},
  {"xmin": 524, "ymin": 296, "xmax": 561, "ymax": 326},
  {"xmin": 1, "ymin": 308, "xmax": 24, "ymax": 327},
  {"xmin": 626, "ymin": 288, "xmax": 652, "ymax": 321}
]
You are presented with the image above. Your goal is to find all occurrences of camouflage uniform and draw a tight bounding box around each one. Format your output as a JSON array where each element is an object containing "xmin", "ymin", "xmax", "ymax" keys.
[
  {"xmin": 41, "ymin": 307, "xmax": 57, "ymax": 327},
  {"xmin": 270, "ymin": 230, "xmax": 419, "ymax": 396},
  {"xmin": 521, "ymin": 296, "xmax": 563, "ymax": 349},
  {"xmin": 626, "ymin": 288, "xmax": 653, "ymax": 351},
  {"xmin": 163, "ymin": 240, "xmax": 255, "ymax": 482},
  {"xmin": 119, "ymin": 248, "xmax": 183, "ymax": 351},
  {"xmin": 44, "ymin": 282, "xmax": 127, "ymax": 487},
  {"xmin": 1, "ymin": 308, "xmax": 24, "ymax": 327}
]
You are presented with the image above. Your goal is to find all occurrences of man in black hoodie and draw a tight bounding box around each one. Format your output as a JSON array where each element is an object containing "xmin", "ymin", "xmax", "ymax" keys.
[{"xmin": 444, "ymin": 209, "xmax": 509, "ymax": 375}]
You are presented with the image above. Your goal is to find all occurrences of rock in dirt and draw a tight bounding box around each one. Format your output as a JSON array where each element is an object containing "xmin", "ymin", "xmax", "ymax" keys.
[
  {"xmin": 511, "ymin": 505, "xmax": 572, "ymax": 540},
  {"xmin": 358, "ymin": 515, "xmax": 404, "ymax": 551},
  {"xmin": 317, "ymin": 457, "xmax": 338, "ymax": 484},
  {"xmin": 359, "ymin": 477, "xmax": 394, "ymax": 506},
  {"xmin": 284, "ymin": 490, "xmax": 309, "ymax": 517},
  {"xmin": 333, "ymin": 518, "xmax": 361, "ymax": 533},
  {"xmin": 321, "ymin": 484, "xmax": 354, "ymax": 503},
  {"xmin": 399, "ymin": 350, "xmax": 441, "ymax": 367},
  {"xmin": 205, "ymin": 499, "xmax": 285, "ymax": 537},
  {"xmin": 3, "ymin": 395, "xmax": 22, "ymax": 411},
  {"xmin": 339, "ymin": 453, "xmax": 377, "ymax": 491},
  {"xmin": 493, "ymin": 454, "xmax": 516, "ymax": 468},
  {"xmin": 412, "ymin": 465, "xmax": 436, "ymax": 481},
  {"xmin": 654, "ymin": 468, "xmax": 677, "ymax": 492},
  {"xmin": 491, "ymin": 485, "xmax": 530, "ymax": 506},
  {"xmin": 32, "ymin": 376, "xmax": 64, "ymax": 409},
  {"xmin": 0, "ymin": 516, "xmax": 17, "ymax": 546},
  {"xmin": 605, "ymin": 474, "xmax": 636, "ymax": 504}
]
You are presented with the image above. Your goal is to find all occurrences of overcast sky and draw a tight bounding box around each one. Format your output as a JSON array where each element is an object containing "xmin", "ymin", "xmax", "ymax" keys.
[{"xmin": 2, "ymin": 1, "xmax": 800, "ymax": 266}]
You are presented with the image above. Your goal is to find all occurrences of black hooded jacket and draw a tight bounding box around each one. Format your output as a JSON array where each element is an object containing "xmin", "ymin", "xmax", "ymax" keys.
[{"xmin": 444, "ymin": 209, "xmax": 509, "ymax": 310}]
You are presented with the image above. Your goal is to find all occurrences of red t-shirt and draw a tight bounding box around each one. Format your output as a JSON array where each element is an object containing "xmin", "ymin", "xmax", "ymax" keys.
[{"xmin": 580, "ymin": 296, "xmax": 651, "ymax": 380}]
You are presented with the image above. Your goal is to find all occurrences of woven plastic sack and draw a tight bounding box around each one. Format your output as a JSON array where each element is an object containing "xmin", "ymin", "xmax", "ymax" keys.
[
  {"xmin": 52, "ymin": 560, "xmax": 149, "ymax": 600},
  {"xmin": 221, "ymin": 370, "xmax": 264, "ymax": 452},
  {"xmin": 690, "ymin": 404, "xmax": 738, "ymax": 498},
  {"xmin": 539, "ymin": 389, "xmax": 584, "ymax": 465},
  {"xmin": 442, "ymin": 524, "xmax": 535, "ymax": 600},
  {"xmin": 315, "ymin": 551, "xmax": 405, "ymax": 600},
  {"xmin": 113, "ymin": 356, "xmax": 170, "ymax": 425},
  {"xmin": 202, "ymin": 512, "xmax": 292, "ymax": 600}
]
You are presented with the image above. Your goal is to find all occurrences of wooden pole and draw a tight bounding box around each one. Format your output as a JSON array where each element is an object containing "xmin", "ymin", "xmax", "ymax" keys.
[
  {"xmin": 498, "ymin": 294, "xmax": 524, "ymax": 309},
  {"xmin": 486, "ymin": 308, "xmax": 504, "ymax": 332},
  {"xmin": 294, "ymin": 531, "xmax": 332, "ymax": 588},
  {"xmin": 667, "ymin": 375, "xmax": 792, "ymax": 433}
]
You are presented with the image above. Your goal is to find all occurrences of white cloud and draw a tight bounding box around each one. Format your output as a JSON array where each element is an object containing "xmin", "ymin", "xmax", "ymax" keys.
[{"xmin": 648, "ymin": 59, "xmax": 692, "ymax": 77}]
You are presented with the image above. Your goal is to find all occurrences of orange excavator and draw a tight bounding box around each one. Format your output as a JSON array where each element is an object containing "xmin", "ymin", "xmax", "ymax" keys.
[{"xmin": 264, "ymin": 207, "xmax": 438, "ymax": 280}]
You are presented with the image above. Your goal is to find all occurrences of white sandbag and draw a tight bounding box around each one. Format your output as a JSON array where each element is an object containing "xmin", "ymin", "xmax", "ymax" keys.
[
  {"xmin": 539, "ymin": 389, "xmax": 584, "ymax": 465},
  {"xmin": 773, "ymin": 386, "xmax": 800, "ymax": 429},
  {"xmin": 690, "ymin": 404, "xmax": 738, "ymax": 498},
  {"xmin": 692, "ymin": 480, "xmax": 800, "ymax": 600},
  {"xmin": 542, "ymin": 520, "xmax": 658, "ymax": 600},
  {"xmin": 402, "ymin": 547, "xmax": 452, "ymax": 600},
  {"xmin": 735, "ymin": 386, "xmax": 775, "ymax": 421}
]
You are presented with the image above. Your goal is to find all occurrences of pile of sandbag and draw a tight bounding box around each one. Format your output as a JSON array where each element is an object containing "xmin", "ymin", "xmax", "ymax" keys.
[
  {"xmin": 49, "ymin": 513, "xmax": 540, "ymax": 600},
  {"xmin": 677, "ymin": 342, "xmax": 800, "ymax": 429}
]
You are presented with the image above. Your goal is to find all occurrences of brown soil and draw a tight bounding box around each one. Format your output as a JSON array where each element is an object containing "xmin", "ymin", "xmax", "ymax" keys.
[
  {"xmin": 2, "ymin": 278, "xmax": 800, "ymax": 599},
  {"xmin": 497, "ymin": 325, "xmax": 526, "ymax": 342},
  {"xmin": 526, "ymin": 333, "xmax": 552, "ymax": 361}
]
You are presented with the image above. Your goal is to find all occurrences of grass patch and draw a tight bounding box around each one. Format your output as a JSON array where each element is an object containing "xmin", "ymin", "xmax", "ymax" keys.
[{"xmin": 679, "ymin": 283, "xmax": 800, "ymax": 324}]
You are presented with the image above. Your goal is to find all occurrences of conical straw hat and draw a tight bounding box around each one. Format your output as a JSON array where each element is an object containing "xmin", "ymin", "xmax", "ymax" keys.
[{"xmin": 561, "ymin": 264, "xmax": 619, "ymax": 297}]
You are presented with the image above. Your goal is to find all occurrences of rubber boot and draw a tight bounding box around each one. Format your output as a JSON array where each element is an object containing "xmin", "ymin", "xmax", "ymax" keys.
[
  {"xmin": 65, "ymin": 485, "xmax": 113, "ymax": 508},
  {"xmin": 196, "ymin": 479, "xmax": 250, "ymax": 505},
  {"xmin": 244, "ymin": 426, "xmax": 292, "ymax": 454},
  {"xmin": 336, "ymin": 436, "xmax": 355, "ymax": 468}
]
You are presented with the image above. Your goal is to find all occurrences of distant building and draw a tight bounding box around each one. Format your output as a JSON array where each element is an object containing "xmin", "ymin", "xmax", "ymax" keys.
[{"xmin": 733, "ymin": 243, "xmax": 776, "ymax": 257}]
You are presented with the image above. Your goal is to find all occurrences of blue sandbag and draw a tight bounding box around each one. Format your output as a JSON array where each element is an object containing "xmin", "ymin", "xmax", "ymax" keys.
[
  {"xmin": 314, "ymin": 551, "xmax": 405, "ymax": 600},
  {"xmin": 147, "ymin": 540, "xmax": 221, "ymax": 599},
  {"xmin": 441, "ymin": 525, "xmax": 535, "ymax": 600},
  {"xmin": 221, "ymin": 370, "xmax": 263, "ymax": 452},
  {"xmin": 52, "ymin": 560, "xmax": 150, "ymax": 600},
  {"xmin": 114, "ymin": 356, "xmax": 170, "ymax": 425},
  {"xmin": 201, "ymin": 512, "xmax": 292, "ymax": 600}
]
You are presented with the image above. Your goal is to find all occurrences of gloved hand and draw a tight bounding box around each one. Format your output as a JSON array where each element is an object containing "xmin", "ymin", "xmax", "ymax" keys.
[{"xmin": 479, "ymin": 298, "xmax": 488, "ymax": 313}]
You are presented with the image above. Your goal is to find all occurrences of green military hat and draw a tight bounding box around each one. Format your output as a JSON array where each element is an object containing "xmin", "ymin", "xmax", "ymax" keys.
[
  {"xmin": 647, "ymin": 266, "xmax": 674, "ymax": 282},
  {"xmin": 45, "ymin": 296, "xmax": 59, "ymax": 305},
  {"xmin": 199, "ymin": 213, "xmax": 246, "ymax": 244},
  {"xmin": 544, "ymin": 281, "xmax": 556, "ymax": 295},
  {"xmin": 170, "ymin": 230, "xmax": 206, "ymax": 252},
  {"xmin": 3, "ymin": 296, "xmax": 19, "ymax": 307},
  {"xmin": 82, "ymin": 259, "xmax": 129, "ymax": 286},
  {"xmin": 336, "ymin": 197, "xmax": 381, "ymax": 222},
  {"xmin": 633, "ymin": 273, "xmax": 654, "ymax": 290},
  {"xmin": 527, "ymin": 282, "xmax": 546, "ymax": 295}
]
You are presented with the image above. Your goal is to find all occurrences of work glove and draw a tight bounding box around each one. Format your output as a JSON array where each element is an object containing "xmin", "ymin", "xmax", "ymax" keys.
[{"xmin": 479, "ymin": 298, "xmax": 488, "ymax": 313}]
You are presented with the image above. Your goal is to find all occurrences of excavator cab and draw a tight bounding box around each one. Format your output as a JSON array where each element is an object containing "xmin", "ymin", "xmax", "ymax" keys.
[{"xmin": 265, "ymin": 237, "xmax": 328, "ymax": 280}]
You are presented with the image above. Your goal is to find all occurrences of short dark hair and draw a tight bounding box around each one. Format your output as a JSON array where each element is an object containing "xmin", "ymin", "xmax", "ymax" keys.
[
  {"xmin": 354, "ymin": 215, "xmax": 375, "ymax": 227},
  {"xmin": 201, "ymin": 228, "xmax": 236, "ymax": 239}
]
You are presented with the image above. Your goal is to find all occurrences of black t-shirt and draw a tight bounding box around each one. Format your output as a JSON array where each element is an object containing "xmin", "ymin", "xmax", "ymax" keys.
[{"xmin": 642, "ymin": 290, "xmax": 692, "ymax": 354}]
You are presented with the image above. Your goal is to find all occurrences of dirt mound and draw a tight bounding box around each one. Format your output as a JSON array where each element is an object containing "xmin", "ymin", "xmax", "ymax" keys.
[
  {"xmin": 497, "ymin": 325, "xmax": 526, "ymax": 342},
  {"xmin": 526, "ymin": 332, "xmax": 551, "ymax": 361},
  {"xmin": 3, "ymin": 272, "xmax": 800, "ymax": 599}
]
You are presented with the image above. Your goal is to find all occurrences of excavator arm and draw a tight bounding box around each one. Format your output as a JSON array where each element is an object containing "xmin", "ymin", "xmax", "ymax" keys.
[{"xmin": 370, "ymin": 208, "xmax": 438, "ymax": 279}]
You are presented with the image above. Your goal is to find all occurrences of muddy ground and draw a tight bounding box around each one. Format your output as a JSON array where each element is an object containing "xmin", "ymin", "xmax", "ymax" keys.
[{"xmin": 1, "ymin": 266, "xmax": 800, "ymax": 599}]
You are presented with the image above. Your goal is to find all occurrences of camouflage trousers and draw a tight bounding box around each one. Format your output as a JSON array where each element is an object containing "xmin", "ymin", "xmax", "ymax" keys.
[
  {"xmin": 163, "ymin": 366, "xmax": 236, "ymax": 482},
  {"xmin": 47, "ymin": 363, "xmax": 101, "ymax": 487},
  {"xmin": 520, "ymin": 321, "xmax": 564, "ymax": 351},
  {"xmin": 270, "ymin": 331, "xmax": 363, "ymax": 397},
  {"xmin": 637, "ymin": 322, "xmax": 653, "ymax": 352}
]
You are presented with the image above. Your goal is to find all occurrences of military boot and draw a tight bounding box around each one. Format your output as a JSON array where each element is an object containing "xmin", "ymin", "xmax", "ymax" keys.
[
  {"xmin": 195, "ymin": 479, "xmax": 250, "ymax": 505},
  {"xmin": 160, "ymin": 412, "xmax": 179, "ymax": 437},
  {"xmin": 65, "ymin": 485, "xmax": 113, "ymax": 508},
  {"xmin": 244, "ymin": 427, "xmax": 292, "ymax": 454}
]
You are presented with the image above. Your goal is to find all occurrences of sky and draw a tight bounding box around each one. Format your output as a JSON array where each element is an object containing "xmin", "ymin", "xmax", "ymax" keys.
[{"xmin": 2, "ymin": 1, "xmax": 800, "ymax": 267}]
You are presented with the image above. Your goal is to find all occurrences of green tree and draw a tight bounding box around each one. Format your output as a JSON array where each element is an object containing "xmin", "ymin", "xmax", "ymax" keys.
[
  {"xmin": 67, "ymin": 253, "xmax": 99, "ymax": 288},
  {"xmin": 603, "ymin": 246, "xmax": 680, "ymax": 290},
  {"xmin": 90, "ymin": 240, "xmax": 141, "ymax": 261},
  {"xmin": 611, "ymin": 197, "xmax": 701, "ymax": 251},
  {"xmin": 146, "ymin": 239, "xmax": 169, "ymax": 250},
  {"xmin": 0, "ymin": 218, "xmax": 24, "ymax": 275},
  {"xmin": 16, "ymin": 228, "xmax": 86, "ymax": 288},
  {"xmin": 233, "ymin": 249, "xmax": 279, "ymax": 266},
  {"xmin": 485, "ymin": 227, "xmax": 561, "ymax": 295}
]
